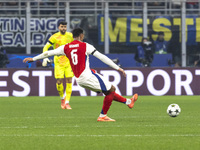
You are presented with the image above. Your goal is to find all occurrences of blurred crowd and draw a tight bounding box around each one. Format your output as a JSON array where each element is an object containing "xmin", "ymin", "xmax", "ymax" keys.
[
  {"xmin": 0, "ymin": 41, "xmax": 9, "ymax": 68},
  {"xmin": 134, "ymin": 32, "xmax": 200, "ymax": 67},
  {"xmin": 135, "ymin": 1, "xmax": 199, "ymax": 9},
  {"xmin": 134, "ymin": 32, "xmax": 169, "ymax": 67},
  {"xmin": 0, "ymin": 1, "xmax": 199, "ymax": 16},
  {"xmin": 0, "ymin": 1, "xmax": 199, "ymax": 10}
]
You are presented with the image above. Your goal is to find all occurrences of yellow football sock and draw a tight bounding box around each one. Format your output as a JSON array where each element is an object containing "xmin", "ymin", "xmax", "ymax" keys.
[
  {"xmin": 56, "ymin": 83, "xmax": 64, "ymax": 99},
  {"xmin": 65, "ymin": 83, "xmax": 72, "ymax": 103}
]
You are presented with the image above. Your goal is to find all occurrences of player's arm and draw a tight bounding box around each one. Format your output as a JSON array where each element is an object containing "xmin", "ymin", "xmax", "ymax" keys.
[
  {"xmin": 23, "ymin": 45, "xmax": 65, "ymax": 63},
  {"xmin": 92, "ymin": 50, "xmax": 126, "ymax": 77},
  {"xmin": 42, "ymin": 39, "xmax": 54, "ymax": 66},
  {"xmin": 43, "ymin": 42, "xmax": 52, "ymax": 53}
]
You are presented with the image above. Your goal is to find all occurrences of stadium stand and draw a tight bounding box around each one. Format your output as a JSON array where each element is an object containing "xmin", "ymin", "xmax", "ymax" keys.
[{"xmin": 0, "ymin": 0, "xmax": 200, "ymax": 67}]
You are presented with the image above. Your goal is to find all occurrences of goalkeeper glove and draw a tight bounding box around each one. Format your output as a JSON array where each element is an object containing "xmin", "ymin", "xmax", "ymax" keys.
[{"xmin": 42, "ymin": 58, "xmax": 50, "ymax": 67}]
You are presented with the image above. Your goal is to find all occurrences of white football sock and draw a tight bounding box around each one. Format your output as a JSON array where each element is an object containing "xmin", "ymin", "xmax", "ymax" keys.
[
  {"xmin": 126, "ymin": 99, "xmax": 131, "ymax": 105},
  {"xmin": 99, "ymin": 114, "xmax": 107, "ymax": 117},
  {"xmin": 65, "ymin": 100, "xmax": 69, "ymax": 104}
]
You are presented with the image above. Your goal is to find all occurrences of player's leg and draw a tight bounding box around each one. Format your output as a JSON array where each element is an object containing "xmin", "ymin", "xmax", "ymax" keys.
[
  {"xmin": 77, "ymin": 72, "xmax": 116, "ymax": 121},
  {"xmin": 56, "ymin": 78, "xmax": 64, "ymax": 99},
  {"xmin": 97, "ymin": 86, "xmax": 138, "ymax": 121},
  {"xmin": 64, "ymin": 65, "xmax": 74, "ymax": 109},
  {"xmin": 97, "ymin": 85, "xmax": 116, "ymax": 121},
  {"xmin": 56, "ymin": 78, "xmax": 65, "ymax": 109},
  {"xmin": 64, "ymin": 77, "xmax": 72, "ymax": 109},
  {"xmin": 54, "ymin": 63, "xmax": 65, "ymax": 109},
  {"xmin": 77, "ymin": 72, "xmax": 138, "ymax": 121},
  {"xmin": 91, "ymin": 72, "xmax": 138, "ymax": 120},
  {"xmin": 113, "ymin": 92, "xmax": 138, "ymax": 109}
]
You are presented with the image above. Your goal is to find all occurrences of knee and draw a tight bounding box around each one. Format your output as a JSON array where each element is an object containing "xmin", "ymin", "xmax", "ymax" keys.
[
  {"xmin": 103, "ymin": 85, "xmax": 116, "ymax": 95},
  {"xmin": 66, "ymin": 78, "xmax": 72, "ymax": 83},
  {"xmin": 110, "ymin": 85, "xmax": 116, "ymax": 92},
  {"xmin": 56, "ymin": 79, "xmax": 63, "ymax": 84}
]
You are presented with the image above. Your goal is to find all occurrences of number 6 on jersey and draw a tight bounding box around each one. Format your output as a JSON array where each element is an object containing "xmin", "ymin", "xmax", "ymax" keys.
[{"xmin": 71, "ymin": 49, "xmax": 78, "ymax": 65}]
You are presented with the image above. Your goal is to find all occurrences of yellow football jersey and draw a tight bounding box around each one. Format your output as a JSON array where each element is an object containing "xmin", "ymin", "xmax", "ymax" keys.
[{"xmin": 43, "ymin": 31, "xmax": 74, "ymax": 67}]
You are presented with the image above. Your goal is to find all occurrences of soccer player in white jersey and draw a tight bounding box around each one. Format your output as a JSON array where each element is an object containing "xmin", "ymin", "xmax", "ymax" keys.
[{"xmin": 23, "ymin": 28, "xmax": 138, "ymax": 122}]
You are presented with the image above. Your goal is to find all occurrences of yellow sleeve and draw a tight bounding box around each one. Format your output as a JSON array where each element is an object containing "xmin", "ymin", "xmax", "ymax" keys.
[
  {"xmin": 43, "ymin": 42, "xmax": 52, "ymax": 52},
  {"xmin": 71, "ymin": 36, "xmax": 74, "ymax": 42},
  {"xmin": 43, "ymin": 35, "xmax": 55, "ymax": 52}
]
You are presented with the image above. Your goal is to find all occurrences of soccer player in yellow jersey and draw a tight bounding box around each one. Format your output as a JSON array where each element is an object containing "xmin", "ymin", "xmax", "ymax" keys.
[{"xmin": 42, "ymin": 21, "xmax": 74, "ymax": 109}]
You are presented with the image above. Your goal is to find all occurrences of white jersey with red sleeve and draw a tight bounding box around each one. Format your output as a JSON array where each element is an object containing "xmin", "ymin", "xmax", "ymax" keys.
[{"xmin": 64, "ymin": 40, "xmax": 95, "ymax": 78}]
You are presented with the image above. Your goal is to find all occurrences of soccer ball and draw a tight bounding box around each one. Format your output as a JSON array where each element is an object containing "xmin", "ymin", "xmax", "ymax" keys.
[{"xmin": 167, "ymin": 104, "xmax": 181, "ymax": 117}]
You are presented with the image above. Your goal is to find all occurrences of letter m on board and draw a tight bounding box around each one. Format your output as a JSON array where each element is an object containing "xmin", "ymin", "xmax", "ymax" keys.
[{"xmin": 100, "ymin": 17, "xmax": 127, "ymax": 43}]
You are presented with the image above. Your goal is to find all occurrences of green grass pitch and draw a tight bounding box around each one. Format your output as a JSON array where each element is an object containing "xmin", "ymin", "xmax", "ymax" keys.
[{"xmin": 0, "ymin": 96, "xmax": 200, "ymax": 150}]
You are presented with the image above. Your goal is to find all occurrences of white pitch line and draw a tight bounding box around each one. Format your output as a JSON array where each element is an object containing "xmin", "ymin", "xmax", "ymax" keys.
[
  {"xmin": 0, "ymin": 126, "xmax": 28, "ymax": 129},
  {"xmin": 0, "ymin": 124, "xmax": 198, "ymax": 129},
  {"xmin": 0, "ymin": 134, "xmax": 200, "ymax": 137},
  {"xmin": 0, "ymin": 126, "xmax": 79, "ymax": 129},
  {"xmin": 0, "ymin": 116, "xmax": 169, "ymax": 119},
  {"xmin": 0, "ymin": 116, "xmax": 198, "ymax": 120}
]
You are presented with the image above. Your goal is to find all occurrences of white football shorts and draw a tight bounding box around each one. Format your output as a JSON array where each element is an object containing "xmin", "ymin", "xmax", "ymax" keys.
[{"xmin": 76, "ymin": 72, "xmax": 112, "ymax": 93}]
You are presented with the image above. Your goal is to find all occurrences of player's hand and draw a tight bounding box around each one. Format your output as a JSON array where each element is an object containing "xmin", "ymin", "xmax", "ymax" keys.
[
  {"xmin": 118, "ymin": 68, "xmax": 126, "ymax": 77},
  {"xmin": 23, "ymin": 58, "xmax": 33, "ymax": 63},
  {"xmin": 42, "ymin": 58, "xmax": 50, "ymax": 67}
]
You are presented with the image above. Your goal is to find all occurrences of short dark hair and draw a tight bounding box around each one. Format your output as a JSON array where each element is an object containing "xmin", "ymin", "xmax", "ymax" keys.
[
  {"xmin": 72, "ymin": 28, "xmax": 84, "ymax": 38},
  {"xmin": 58, "ymin": 21, "xmax": 67, "ymax": 26}
]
